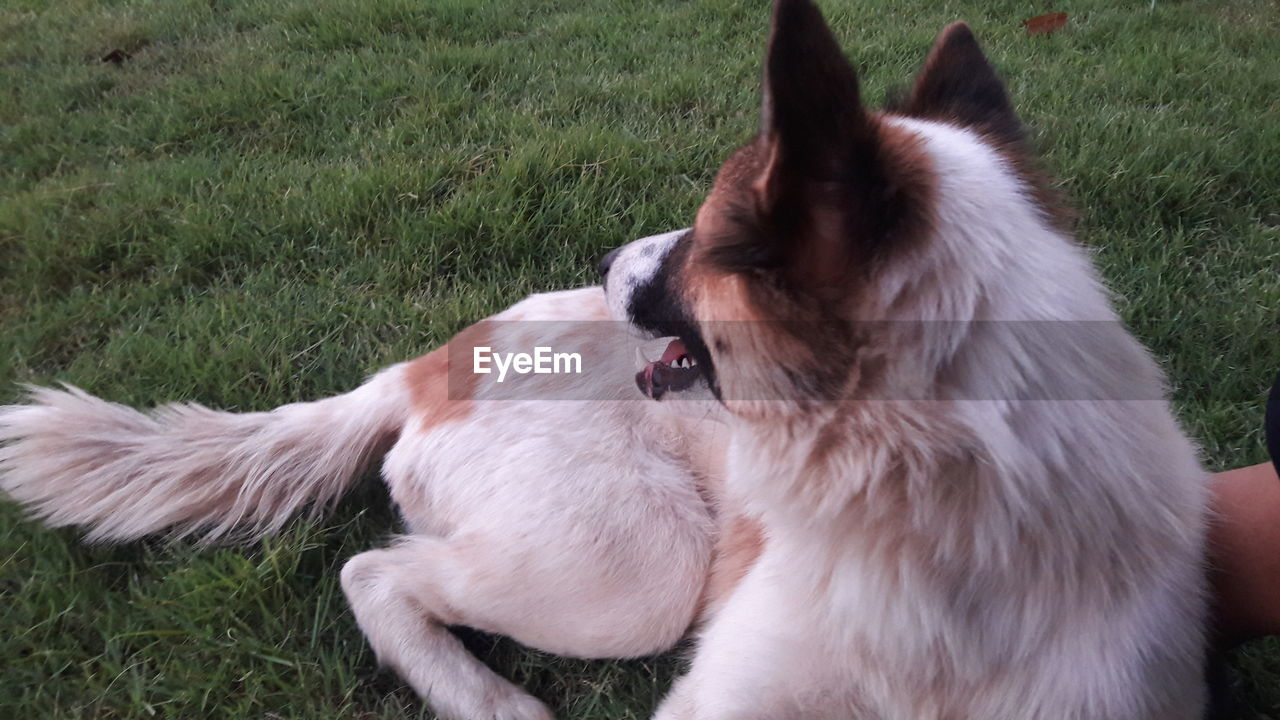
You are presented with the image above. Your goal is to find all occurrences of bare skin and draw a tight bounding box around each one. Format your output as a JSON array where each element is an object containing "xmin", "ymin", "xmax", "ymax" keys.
[{"xmin": 1211, "ymin": 461, "xmax": 1280, "ymax": 646}]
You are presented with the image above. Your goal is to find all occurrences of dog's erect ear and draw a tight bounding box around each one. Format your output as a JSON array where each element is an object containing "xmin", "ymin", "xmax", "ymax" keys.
[
  {"xmin": 901, "ymin": 22, "xmax": 1023, "ymax": 146},
  {"xmin": 757, "ymin": 0, "xmax": 870, "ymax": 184},
  {"xmin": 704, "ymin": 1, "xmax": 930, "ymax": 288},
  {"xmin": 729, "ymin": 0, "xmax": 904, "ymax": 288}
]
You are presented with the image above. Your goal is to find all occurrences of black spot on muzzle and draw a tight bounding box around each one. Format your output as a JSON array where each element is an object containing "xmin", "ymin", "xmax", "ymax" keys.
[{"xmin": 625, "ymin": 231, "xmax": 720, "ymax": 398}]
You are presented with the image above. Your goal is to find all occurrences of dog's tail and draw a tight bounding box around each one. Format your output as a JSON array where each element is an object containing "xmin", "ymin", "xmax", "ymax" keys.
[{"xmin": 0, "ymin": 365, "xmax": 410, "ymax": 544}]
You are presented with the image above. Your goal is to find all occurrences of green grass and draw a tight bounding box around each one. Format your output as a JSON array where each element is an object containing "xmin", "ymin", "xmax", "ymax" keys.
[{"xmin": 1, "ymin": 0, "xmax": 1278, "ymax": 717}]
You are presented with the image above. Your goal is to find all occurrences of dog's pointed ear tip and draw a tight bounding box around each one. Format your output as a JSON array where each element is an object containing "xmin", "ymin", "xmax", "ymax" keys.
[
  {"xmin": 773, "ymin": 0, "xmax": 817, "ymax": 12},
  {"xmin": 935, "ymin": 21, "xmax": 983, "ymax": 50},
  {"xmin": 771, "ymin": 0, "xmax": 829, "ymax": 30}
]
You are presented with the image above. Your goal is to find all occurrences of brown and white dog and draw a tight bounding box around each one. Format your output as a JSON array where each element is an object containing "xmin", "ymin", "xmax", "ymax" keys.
[
  {"xmin": 604, "ymin": 2, "xmax": 1209, "ymax": 719},
  {"xmin": 1, "ymin": 2, "xmax": 1209, "ymax": 719}
]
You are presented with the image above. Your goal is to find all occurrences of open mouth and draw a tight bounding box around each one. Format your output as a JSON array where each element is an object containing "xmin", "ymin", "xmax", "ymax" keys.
[{"xmin": 635, "ymin": 337, "xmax": 703, "ymax": 400}]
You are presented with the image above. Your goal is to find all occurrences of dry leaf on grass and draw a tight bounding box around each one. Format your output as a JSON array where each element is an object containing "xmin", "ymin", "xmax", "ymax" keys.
[{"xmin": 1024, "ymin": 12, "xmax": 1068, "ymax": 36}]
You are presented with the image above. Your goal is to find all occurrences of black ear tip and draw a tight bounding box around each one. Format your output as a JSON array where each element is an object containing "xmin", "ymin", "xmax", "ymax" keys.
[
  {"xmin": 936, "ymin": 21, "xmax": 982, "ymax": 52},
  {"xmin": 771, "ymin": 0, "xmax": 825, "ymax": 31},
  {"xmin": 773, "ymin": 0, "xmax": 818, "ymax": 12},
  {"xmin": 905, "ymin": 19, "xmax": 1019, "ymax": 145}
]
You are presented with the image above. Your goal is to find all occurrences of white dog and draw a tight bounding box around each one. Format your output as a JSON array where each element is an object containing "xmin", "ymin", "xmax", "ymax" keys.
[{"xmin": 1, "ymin": 285, "xmax": 736, "ymax": 720}]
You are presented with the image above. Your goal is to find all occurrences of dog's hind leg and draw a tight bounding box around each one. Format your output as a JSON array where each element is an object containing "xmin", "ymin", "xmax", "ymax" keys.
[{"xmin": 340, "ymin": 539, "xmax": 555, "ymax": 720}]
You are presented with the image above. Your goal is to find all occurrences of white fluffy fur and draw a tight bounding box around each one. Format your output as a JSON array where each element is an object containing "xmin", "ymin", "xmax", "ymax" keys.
[
  {"xmin": 609, "ymin": 118, "xmax": 1210, "ymax": 719},
  {"xmin": 340, "ymin": 289, "xmax": 724, "ymax": 720},
  {"xmin": 0, "ymin": 370, "xmax": 408, "ymax": 543}
]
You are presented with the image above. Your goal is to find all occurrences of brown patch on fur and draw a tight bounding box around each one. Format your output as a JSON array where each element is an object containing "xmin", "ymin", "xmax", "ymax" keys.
[
  {"xmin": 872, "ymin": 117, "xmax": 940, "ymax": 253},
  {"xmin": 696, "ymin": 126, "xmax": 938, "ymax": 286},
  {"xmin": 404, "ymin": 321, "xmax": 491, "ymax": 431},
  {"xmin": 695, "ymin": 142, "xmax": 767, "ymax": 238},
  {"xmin": 697, "ymin": 514, "xmax": 765, "ymax": 621},
  {"xmin": 675, "ymin": 115, "xmax": 936, "ymax": 412},
  {"xmin": 689, "ymin": 117, "xmax": 937, "ymax": 284}
]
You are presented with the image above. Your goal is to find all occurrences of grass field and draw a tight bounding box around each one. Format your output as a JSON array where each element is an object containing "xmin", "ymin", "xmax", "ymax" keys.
[{"xmin": 2, "ymin": 0, "xmax": 1278, "ymax": 717}]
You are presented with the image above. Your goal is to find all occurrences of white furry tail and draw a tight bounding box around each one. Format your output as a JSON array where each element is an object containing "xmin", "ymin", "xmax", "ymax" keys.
[{"xmin": 0, "ymin": 365, "xmax": 410, "ymax": 544}]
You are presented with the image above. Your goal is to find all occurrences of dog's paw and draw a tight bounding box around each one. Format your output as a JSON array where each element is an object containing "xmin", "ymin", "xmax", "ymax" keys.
[{"xmin": 486, "ymin": 691, "xmax": 555, "ymax": 720}]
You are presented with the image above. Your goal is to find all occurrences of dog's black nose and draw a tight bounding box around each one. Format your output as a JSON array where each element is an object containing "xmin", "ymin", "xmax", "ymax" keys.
[{"xmin": 597, "ymin": 247, "xmax": 621, "ymax": 280}]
